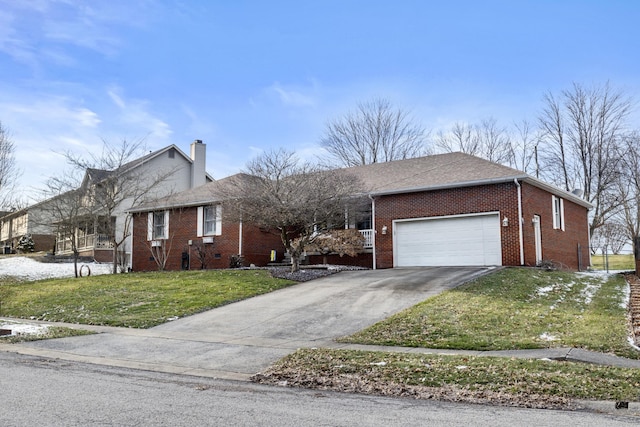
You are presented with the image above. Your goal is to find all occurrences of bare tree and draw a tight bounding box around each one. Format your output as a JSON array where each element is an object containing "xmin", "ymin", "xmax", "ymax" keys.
[
  {"xmin": 64, "ymin": 138, "xmax": 177, "ymax": 273},
  {"xmin": 538, "ymin": 82, "xmax": 632, "ymax": 236},
  {"xmin": 225, "ymin": 149, "xmax": 366, "ymax": 272},
  {"xmin": 512, "ymin": 120, "xmax": 541, "ymax": 177},
  {"xmin": 39, "ymin": 172, "xmax": 86, "ymax": 277},
  {"xmin": 617, "ymin": 132, "xmax": 640, "ymax": 255},
  {"xmin": 192, "ymin": 240, "xmax": 215, "ymax": 269},
  {"xmin": 434, "ymin": 118, "xmax": 515, "ymax": 166},
  {"xmin": 0, "ymin": 122, "xmax": 22, "ymax": 210},
  {"xmin": 590, "ymin": 220, "xmax": 628, "ymax": 255},
  {"xmin": 320, "ymin": 98, "xmax": 429, "ymax": 167}
]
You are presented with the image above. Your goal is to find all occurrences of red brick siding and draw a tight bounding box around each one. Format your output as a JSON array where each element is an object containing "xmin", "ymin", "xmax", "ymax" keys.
[
  {"xmin": 373, "ymin": 183, "xmax": 521, "ymax": 269},
  {"xmin": 520, "ymin": 183, "xmax": 590, "ymax": 270},
  {"xmin": 241, "ymin": 227, "xmax": 286, "ymax": 267},
  {"xmin": 131, "ymin": 207, "xmax": 284, "ymax": 272},
  {"xmin": 30, "ymin": 234, "xmax": 56, "ymax": 253}
]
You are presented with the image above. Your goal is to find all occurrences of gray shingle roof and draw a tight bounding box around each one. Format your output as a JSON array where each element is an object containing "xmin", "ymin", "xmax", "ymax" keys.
[
  {"xmin": 128, "ymin": 152, "xmax": 592, "ymax": 212},
  {"xmin": 128, "ymin": 173, "xmax": 250, "ymax": 212},
  {"xmin": 341, "ymin": 152, "xmax": 526, "ymax": 195}
]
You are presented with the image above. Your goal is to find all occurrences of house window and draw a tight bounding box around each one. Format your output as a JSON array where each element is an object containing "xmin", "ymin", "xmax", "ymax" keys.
[
  {"xmin": 147, "ymin": 211, "xmax": 169, "ymax": 240},
  {"xmin": 552, "ymin": 196, "xmax": 565, "ymax": 231},
  {"xmin": 203, "ymin": 206, "xmax": 216, "ymax": 235},
  {"xmin": 197, "ymin": 205, "xmax": 222, "ymax": 237}
]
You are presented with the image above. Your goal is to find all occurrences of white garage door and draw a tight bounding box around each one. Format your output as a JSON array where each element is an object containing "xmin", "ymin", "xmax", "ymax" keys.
[{"xmin": 394, "ymin": 214, "xmax": 502, "ymax": 267}]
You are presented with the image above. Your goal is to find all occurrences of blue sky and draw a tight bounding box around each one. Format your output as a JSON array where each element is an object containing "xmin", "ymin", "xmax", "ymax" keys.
[{"xmin": 2, "ymin": 0, "xmax": 639, "ymax": 200}]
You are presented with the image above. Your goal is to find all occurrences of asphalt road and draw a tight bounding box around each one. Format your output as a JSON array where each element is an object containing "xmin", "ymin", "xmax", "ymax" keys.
[{"xmin": 1, "ymin": 352, "xmax": 638, "ymax": 427}]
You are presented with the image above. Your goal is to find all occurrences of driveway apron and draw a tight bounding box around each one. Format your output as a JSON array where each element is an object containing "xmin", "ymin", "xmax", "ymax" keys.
[{"xmin": 12, "ymin": 267, "xmax": 491, "ymax": 380}]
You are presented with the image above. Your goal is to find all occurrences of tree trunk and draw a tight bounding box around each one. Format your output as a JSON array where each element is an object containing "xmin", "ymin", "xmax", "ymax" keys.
[
  {"xmin": 112, "ymin": 243, "xmax": 119, "ymax": 274},
  {"xmin": 73, "ymin": 250, "xmax": 79, "ymax": 278},
  {"xmin": 290, "ymin": 253, "xmax": 300, "ymax": 273}
]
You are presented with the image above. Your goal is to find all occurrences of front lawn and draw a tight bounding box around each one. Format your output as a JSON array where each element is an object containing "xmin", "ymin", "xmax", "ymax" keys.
[
  {"xmin": 254, "ymin": 348, "xmax": 640, "ymax": 407},
  {"xmin": 255, "ymin": 268, "xmax": 640, "ymax": 407},
  {"xmin": 341, "ymin": 268, "xmax": 637, "ymax": 359},
  {"xmin": 590, "ymin": 253, "xmax": 635, "ymax": 271},
  {"xmin": 0, "ymin": 269, "xmax": 295, "ymax": 328}
]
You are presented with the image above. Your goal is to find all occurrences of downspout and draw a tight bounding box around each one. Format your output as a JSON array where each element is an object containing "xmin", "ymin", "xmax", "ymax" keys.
[
  {"xmin": 238, "ymin": 220, "xmax": 243, "ymax": 256},
  {"xmin": 514, "ymin": 179, "xmax": 525, "ymax": 265},
  {"xmin": 369, "ymin": 194, "xmax": 377, "ymax": 270}
]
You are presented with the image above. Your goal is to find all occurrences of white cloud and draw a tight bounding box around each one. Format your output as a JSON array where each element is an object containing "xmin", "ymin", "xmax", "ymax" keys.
[
  {"xmin": 265, "ymin": 81, "xmax": 319, "ymax": 108},
  {"xmin": 0, "ymin": 0, "xmax": 156, "ymax": 69},
  {"xmin": 107, "ymin": 86, "xmax": 173, "ymax": 140}
]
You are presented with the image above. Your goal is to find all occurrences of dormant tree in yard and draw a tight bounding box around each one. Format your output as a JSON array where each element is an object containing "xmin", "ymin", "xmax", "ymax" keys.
[
  {"xmin": 65, "ymin": 139, "xmax": 176, "ymax": 273},
  {"xmin": 40, "ymin": 172, "xmax": 86, "ymax": 278},
  {"xmin": 617, "ymin": 132, "xmax": 640, "ymax": 255},
  {"xmin": 0, "ymin": 121, "xmax": 22, "ymax": 210},
  {"xmin": 538, "ymin": 82, "xmax": 632, "ymax": 237},
  {"xmin": 226, "ymin": 149, "xmax": 366, "ymax": 273},
  {"xmin": 320, "ymin": 98, "xmax": 429, "ymax": 167}
]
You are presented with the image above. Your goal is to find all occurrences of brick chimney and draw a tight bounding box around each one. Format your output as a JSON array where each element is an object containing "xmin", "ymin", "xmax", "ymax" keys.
[{"xmin": 190, "ymin": 139, "xmax": 207, "ymax": 188}]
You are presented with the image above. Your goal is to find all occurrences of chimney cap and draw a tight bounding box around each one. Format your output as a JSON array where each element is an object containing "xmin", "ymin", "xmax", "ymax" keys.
[{"xmin": 194, "ymin": 139, "xmax": 203, "ymax": 144}]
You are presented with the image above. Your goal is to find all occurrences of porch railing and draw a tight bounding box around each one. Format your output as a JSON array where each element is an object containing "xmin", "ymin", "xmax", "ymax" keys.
[
  {"xmin": 359, "ymin": 229, "xmax": 374, "ymax": 248},
  {"xmin": 56, "ymin": 233, "xmax": 114, "ymax": 254}
]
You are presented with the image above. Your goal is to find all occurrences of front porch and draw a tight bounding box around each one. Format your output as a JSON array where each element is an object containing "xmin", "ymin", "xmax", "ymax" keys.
[{"xmin": 55, "ymin": 232, "xmax": 114, "ymax": 255}]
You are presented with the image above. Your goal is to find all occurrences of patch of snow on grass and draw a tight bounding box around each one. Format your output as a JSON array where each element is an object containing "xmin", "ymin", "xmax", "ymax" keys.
[
  {"xmin": 628, "ymin": 337, "xmax": 640, "ymax": 352},
  {"xmin": 621, "ymin": 280, "xmax": 631, "ymax": 310},
  {"xmin": 0, "ymin": 257, "xmax": 113, "ymax": 281},
  {"xmin": 581, "ymin": 282, "xmax": 601, "ymax": 306},
  {"xmin": 536, "ymin": 285, "xmax": 555, "ymax": 297},
  {"xmin": 0, "ymin": 320, "xmax": 49, "ymax": 337},
  {"xmin": 539, "ymin": 332, "xmax": 557, "ymax": 341}
]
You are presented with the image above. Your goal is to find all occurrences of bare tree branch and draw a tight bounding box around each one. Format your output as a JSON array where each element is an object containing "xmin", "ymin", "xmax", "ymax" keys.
[
  {"xmin": 0, "ymin": 121, "xmax": 22, "ymax": 210},
  {"xmin": 224, "ymin": 149, "xmax": 367, "ymax": 272},
  {"xmin": 320, "ymin": 98, "xmax": 429, "ymax": 167},
  {"xmin": 538, "ymin": 82, "xmax": 632, "ymax": 237}
]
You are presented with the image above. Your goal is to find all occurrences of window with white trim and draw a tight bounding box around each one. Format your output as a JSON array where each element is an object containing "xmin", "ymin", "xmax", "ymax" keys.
[
  {"xmin": 197, "ymin": 205, "xmax": 222, "ymax": 237},
  {"xmin": 552, "ymin": 196, "xmax": 565, "ymax": 231},
  {"xmin": 147, "ymin": 211, "xmax": 169, "ymax": 240}
]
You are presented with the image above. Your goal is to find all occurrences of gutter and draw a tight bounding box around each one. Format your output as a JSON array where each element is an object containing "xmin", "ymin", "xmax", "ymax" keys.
[
  {"xmin": 514, "ymin": 178, "xmax": 525, "ymax": 266},
  {"xmin": 369, "ymin": 194, "xmax": 377, "ymax": 270},
  {"xmin": 367, "ymin": 175, "xmax": 592, "ymax": 209}
]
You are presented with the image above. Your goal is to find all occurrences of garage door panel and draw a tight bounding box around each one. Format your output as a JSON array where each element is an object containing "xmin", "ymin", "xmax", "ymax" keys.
[{"xmin": 395, "ymin": 214, "xmax": 501, "ymax": 267}]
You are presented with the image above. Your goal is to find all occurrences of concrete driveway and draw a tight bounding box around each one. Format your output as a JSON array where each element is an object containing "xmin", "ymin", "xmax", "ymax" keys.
[{"xmin": 13, "ymin": 267, "xmax": 491, "ymax": 380}]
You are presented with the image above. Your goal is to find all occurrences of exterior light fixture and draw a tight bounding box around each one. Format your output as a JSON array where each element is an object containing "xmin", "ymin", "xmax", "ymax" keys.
[
  {"xmin": 502, "ymin": 217, "xmax": 509, "ymax": 227},
  {"xmin": 381, "ymin": 225, "xmax": 388, "ymax": 234}
]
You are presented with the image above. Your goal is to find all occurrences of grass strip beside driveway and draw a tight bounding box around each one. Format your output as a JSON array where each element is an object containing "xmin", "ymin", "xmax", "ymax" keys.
[
  {"xmin": 0, "ymin": 269, "xmax": 295, "ymax": 328},
  {"xmin": 340, "ymin": 268, "xmax": 637, "ymax": 359},
  {"xmin": 253, "ymin": 348, "xmax": 640, "ymax": 408}
]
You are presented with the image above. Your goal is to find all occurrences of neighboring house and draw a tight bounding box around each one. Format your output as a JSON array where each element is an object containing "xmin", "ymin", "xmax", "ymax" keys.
[
  {"xmin": 1, "ymin": 140, "xmax": 212, "ymax": 267},
  {"xmin": 129, "ymin": 174, "xmax": 285, "ymax": 271},
  {"xmin": 129, "ymin": 152, "xmax": 592, "ymax": 271},
  {"xmin": 0, "ymin": 200, "xmax": 57, "ymax": 253}
]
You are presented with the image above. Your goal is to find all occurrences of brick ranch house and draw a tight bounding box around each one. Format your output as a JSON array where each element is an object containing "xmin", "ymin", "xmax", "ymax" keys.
[
  {"xmin": 129, "ymin": 174, "xmax": 285, "ymax": 271},
  {"xmin": 129, "ymin": 152, "xmax": 592, "ymax": 271}
]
